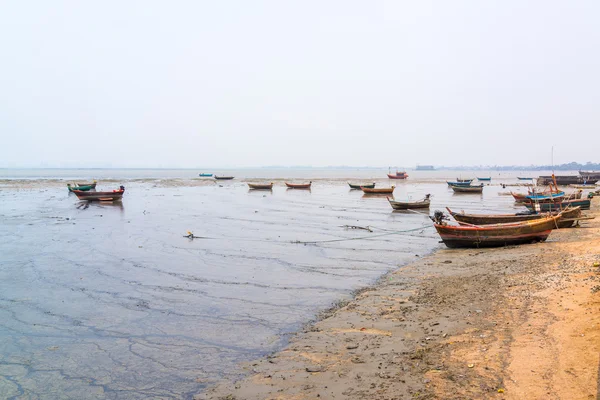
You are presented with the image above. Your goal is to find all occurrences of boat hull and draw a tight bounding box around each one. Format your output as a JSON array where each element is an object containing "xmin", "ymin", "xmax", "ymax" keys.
[
  {"xmin": 525, "ymin": 199, "xmax": 591, "ymax": 211},
  {"xmin": 388, "ymin": 198, "xmax": 430, "ymax": 210},
  {"xmin": 247, "ymin": 183, "xmax": 273, "ymax": 190},
  {"xmin": 434, "ymin": 215, "xmax": 560, "ymax": 248},
  {"xmin": 447, "ymin": 181, "xmax": 473, "ymax": 187},
  {"xmin": 349, "ymin": 183, "xmax": 375, "ymax": 189},
  {"xmin": 448, "ymin": 207, "xmax": 581, "ymax": 229},
  {"xmin": 362, "ymin": 186, "xmax": 394, "ymax": 194},
  {"xmin": 73, "ymin": 187, "xmax": 125, "ymax": 201},
  {"xmin": 285, "ymin": 182, "xmax": 311, "ymax": 189},
  {"xmin": 451, "ymin": 185, "xmax": 483, "ymax": 193},
  {"xmin": 199, "ymin": 173, "xmax": 213, "ymax": 177},
  {"xmin": 215, "ymin": 176, "xmax": 234, "ymax": 180},
  {"xmin": 387, "ymin": 174, "xmax": 408, "ymax": 179}
]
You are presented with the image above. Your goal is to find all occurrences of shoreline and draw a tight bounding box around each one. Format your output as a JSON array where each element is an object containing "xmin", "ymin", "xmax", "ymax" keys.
[{"xmin": 197, "ymin": 204, "xmax": 600, "ymax": 399}]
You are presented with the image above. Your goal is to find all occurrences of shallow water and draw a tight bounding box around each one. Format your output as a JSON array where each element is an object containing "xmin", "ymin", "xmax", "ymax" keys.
[{"xmin": 0, "ymin": 170, "xmax": 555, "ymax": 399}]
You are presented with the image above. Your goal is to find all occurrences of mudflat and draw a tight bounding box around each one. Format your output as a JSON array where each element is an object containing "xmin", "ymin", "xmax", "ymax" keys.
[{"xmin": 199, "ymin": 203, "xmax": 600, "ymax": 399}]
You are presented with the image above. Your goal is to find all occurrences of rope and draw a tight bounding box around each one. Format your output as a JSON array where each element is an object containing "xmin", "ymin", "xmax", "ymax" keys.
[{"xmin": 291, "ymin": 224, "xmax": 433, "ymax": 245}]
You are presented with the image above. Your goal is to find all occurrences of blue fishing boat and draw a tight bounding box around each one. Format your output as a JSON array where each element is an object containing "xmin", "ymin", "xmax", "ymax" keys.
[
  {"xmin": 517, "ymin": 177, "xmax": 532, "ymax": 180},
  {"xmin": 525, "ymin": 191, "xmax": 565, "ymax": 201},
  {"xmin": 477, "ymin": 177, "xmax": 491, "ymax": 181},
  {"xmin": 447, "ymin": 180, "xmax": 473, "ymax": 187},
  {"xmin": 199, "ymin": 173, "xmax": 213, "ymax": 177},
  {"xmin": 525, "ymin": 198, "xmax": 590, "ymax": 212}
]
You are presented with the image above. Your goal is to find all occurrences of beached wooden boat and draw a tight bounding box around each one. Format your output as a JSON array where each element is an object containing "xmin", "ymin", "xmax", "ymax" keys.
[
  {"xmin": 199, "ymin": 173, "xmax": 213, "ymax": 177},
  {"xmin": 477, "ymin": 177, "xmax": 491, "ymax": 181},
  {"xmin": 362, "ymin": 186, "xmax": 395, "ymax": 194},
  {"xmin": 348, "ymin": 183, "xmax": 375, "ymax": 189},
  {"xmin": 451, "ymin": 184, "xmax": 484, "ymax": 193},
  {"xmin": 214, "ymin": 176, "xmax": 234, "ymax": 180},
  {"xmin": 67, "ymin": 184, "xmax": 94, "ymax": 192},
  {"xmin": 511, "ymin": 191, "xmax": 565, "ymax": 203},
  {"xmin": 285, "ymin": 182, "xmax": 311, "ymax": 189},
  {"xmin": 537, "ymin": 175, "xmax": 598, "ymax": 186},
  {"xmin": 387, "ymin": 194, "xmax": 431, "ymax": 210},
  {"xmin": 73, "ymin": 186, "xmax": 125, "ymax": 201},
  {"xmin": 432, "ymin": 212, "xmax": 562, "ymax": 248},
  {"xmin": 447, "ymin": 207, "xmax": 581, "ymax": 229},
  {"xmin": 75, "ymin": 181, "xmax": 97, "ymax": 189},
  {"xmin": 247, "ymin": 183, "xmax": 273, "ymax": 190},
  {"xmin": 387, "ymin": 171, "xmax": 408, "ymax": 179},
  {"xmin": 447, "ymin": 180, "xmax": 473, "ymax": 187},
  {"xmin": 524, "ymin": 198, "xmax": 591, "ymax": 212}
]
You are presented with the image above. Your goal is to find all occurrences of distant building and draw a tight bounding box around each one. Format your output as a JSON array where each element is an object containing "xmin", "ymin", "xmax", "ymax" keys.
[{"xmin": 416, "ymin": 165, "xmax": 435, "ymax": 171}]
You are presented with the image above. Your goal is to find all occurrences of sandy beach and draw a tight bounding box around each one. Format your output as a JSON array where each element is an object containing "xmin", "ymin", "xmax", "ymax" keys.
[{"xmin": 199, "ymin": 202, "xmax": 600, "ymax": 399}]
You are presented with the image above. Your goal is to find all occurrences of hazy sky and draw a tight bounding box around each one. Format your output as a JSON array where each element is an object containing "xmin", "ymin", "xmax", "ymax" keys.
[{"xmin": 1, "ymin": 1, "xmax": 599, "ymax": 168}]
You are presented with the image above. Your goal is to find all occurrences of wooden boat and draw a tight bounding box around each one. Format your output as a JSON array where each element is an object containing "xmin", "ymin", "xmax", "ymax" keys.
[
  {"xmin": 214, "ymin": 176, "xmax": 234, "ymax": 180},
  {"xmin": 75, "ymin": 181, "xmax": 97, "ymax": 189},
  {"xmin": 199, "ymin": 173, "xmax": 213, "ymax": 177},
  {"xmin": 73, "ymin": 186, "xmax": 125, "ymax": 201},
  {"xmin": 446, "ymin": 206, "xmax": 582, "ymax": 229},
  {"xmin": 447, "ymin": 180, "xmax": 473, "ymax": 187},
  {"xmin": 456, "ymin": 178, "xmax": 473, "ymax": 183},
  {"xmin": 477, "ymin": 177, "xmax": 491, "ymax": 181},
  {"xmin": 570, "ymin": 184, "xmax": 597, "ymax": 189},
  {"xmin": 451, "ymin": 184, "xmax": 484, "ymax": 193},
  {"xmin": 524, "ymin": 198, "xmax": 591, "ymax": 212},
  {"xmin": 285, "ymin": 182, "xmax": 311, "ymax": 189},
  {"xmin": 348, "ymin": 182, "xmax": 375, "ymax": 189},
  {"xmin": 361, "ymin": 186, "xmax": 395, "ymax": 194},
  {"xmin": 511, "ymin": 191, "xmax": 565, "ymax": 203},
  {"xmin": 387, "ymin": 194, "xmax": 431, "ymax": 210},
  {"xmin": 247, "ymin": 183, "xmax": 273, "ymax": 190},
  {"xmin": 537, "ymin": 175, "xmax": 598, "ymax": 186},
  {"xmin": 387, "ymin": 171, "xmax": 408, "ymax": 179},
  {"xmin": 432, "ymin": 212, "xmax": 562, "ymax": 248},
  {"xmin": 67, "ymin": 184, "xmax": 94, "ymax": 192}
]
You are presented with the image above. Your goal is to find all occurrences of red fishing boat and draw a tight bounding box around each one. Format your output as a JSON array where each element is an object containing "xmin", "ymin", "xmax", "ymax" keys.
[
  {"xmin": 362, "ymin": 186, "xmax": 395, "ymax": 194},
  {"xmin": 387, "ymin": 171, "xmax": 408, "ymax": 179},
  {"xmin": 285, "ymin": 182, "xmax": 312, "ymax": 189},
  {"xmin": 72, "ymin": 186, "xmax": 125, "ymax": 201},
  {"xmin": 431, "ymin": 211, "xmax": 562, "ymax": 248}
]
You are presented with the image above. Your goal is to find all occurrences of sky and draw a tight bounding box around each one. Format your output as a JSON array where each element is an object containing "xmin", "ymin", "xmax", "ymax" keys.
[{"xmin": 0, "ymin": 1, "xmax": 599, "ymax": 168}]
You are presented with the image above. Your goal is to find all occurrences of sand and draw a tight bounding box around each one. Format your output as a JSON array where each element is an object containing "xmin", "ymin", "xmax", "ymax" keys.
[{"xmin": 198, "ymin": 203, "xmax": 600, "ymax": 400}]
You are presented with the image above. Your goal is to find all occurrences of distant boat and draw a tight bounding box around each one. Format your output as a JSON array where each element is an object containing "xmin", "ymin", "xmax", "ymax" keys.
[
  {"xmin": 67, "ymin": 183, "xmax": 95, "ymax": 192},
  {"xmin": 517, "ymin": 177, "xmax": 532, "ymax": 180},
  {"xmin": 451, "ymin": 184, "xmax": 484, "ymax": 193},
  {"xmin": 247, "ymin": 183, "xmax": 273, "ymax": 190},
  {"xmin": 214, "ymin": 176, "xmax": 234, "ymax": 180},
  {"xmin": 75, "ymin": 181, "xmax": 97, "ymax": 188},
  {"xmin": 72, "ymin": 186, "xmax": 125, "ymax": 202},
  {"xmin": 199, "ymin": 173, "xmax": 213, "ymax": 177},
  {"xmin": 431, "ymin": 213, "xmax": 562, "ymax": 248},
  {"xmin": 447, "ymin": 180, "xmax": 473, "ymax": 187},
  {"xmin": 387, "ymin": 171, "xmax": 408, "ymax": 179},
  {"xmin": 525, "ymin": 198, "xmax": 590, "ymax": 212},
  {"xmin": 285, "ymin": 182, "xmax": 312, "ymax": 189},
  {"xmin": 348, "ymin": 183, "xmax": 375, "ymax": 189},
  {"xmin": 362, "ymin": 186, "xmax": 395, "ymax": 194},
  {"xmin": 387, "ymin": 194, "xmax": 431, "ymax": 210},
  {"xmin": 477, "ymin": 177, "xmax": 491, "ymax": 181}
]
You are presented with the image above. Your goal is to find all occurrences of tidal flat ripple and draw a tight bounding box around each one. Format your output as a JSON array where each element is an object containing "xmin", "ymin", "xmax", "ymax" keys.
[{"xmin": 0, "ymin": 178, "xmax": 521, "ymax": 399}]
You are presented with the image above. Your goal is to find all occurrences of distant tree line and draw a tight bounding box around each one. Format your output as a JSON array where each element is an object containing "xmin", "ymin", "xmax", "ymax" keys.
[{"xmin": 437, "ymin": 162, "xmax": 600, "ymax": 171}]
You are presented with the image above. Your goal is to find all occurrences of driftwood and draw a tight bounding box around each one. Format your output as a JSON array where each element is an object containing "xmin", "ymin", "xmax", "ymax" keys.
[{"xmin": 342, "ymin": 225, "xmax": 373, "ymax": 232}]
